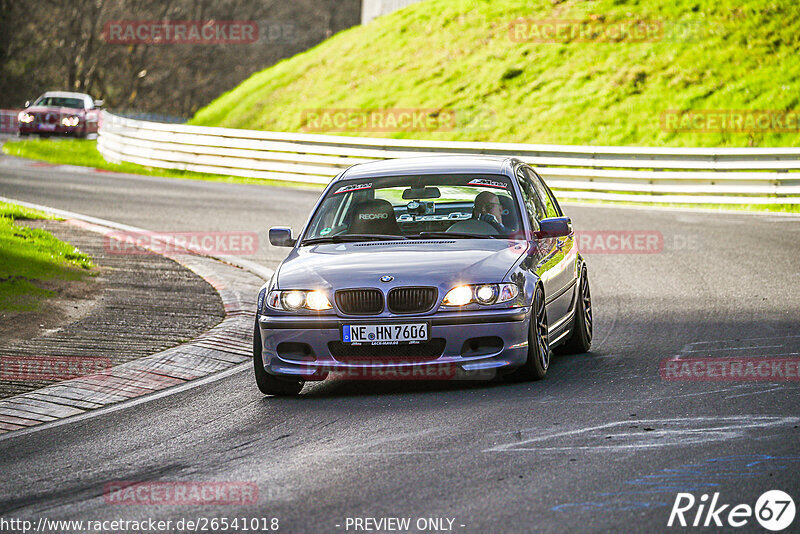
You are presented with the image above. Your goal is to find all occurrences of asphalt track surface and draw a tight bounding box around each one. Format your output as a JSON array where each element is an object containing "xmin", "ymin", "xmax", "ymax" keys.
[{"xmin": 1, "ymin": 153, "xmax": 799, "ymax": 533}]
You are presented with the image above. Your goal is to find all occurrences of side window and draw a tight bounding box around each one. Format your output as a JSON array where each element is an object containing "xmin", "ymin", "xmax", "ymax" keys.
[
  {"xmin": 523, "ymin": 167, "xmax": 559, "ymax": 218},
  {"xmin": 515, "ymin": 170, "xmax": 542, "ymax": 228}
]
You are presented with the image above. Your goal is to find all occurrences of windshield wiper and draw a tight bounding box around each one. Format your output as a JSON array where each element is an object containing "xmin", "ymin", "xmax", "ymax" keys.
[
  {"xmin": 301, "ymin": 234, "xmax": 409, "ymax": 246},
  {"xmin": 412, "ymin": 231, "xmax": 496, "ymax": 240}
]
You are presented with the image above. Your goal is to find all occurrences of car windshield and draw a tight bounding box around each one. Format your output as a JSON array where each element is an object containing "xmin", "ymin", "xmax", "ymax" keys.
[
  {"xmin": 33, "ymin": 96, "xmax": 85, "ymax": 109},
  {"xmin": 302, "ymin": 174, "xmax": 524, "ymax": 243}
]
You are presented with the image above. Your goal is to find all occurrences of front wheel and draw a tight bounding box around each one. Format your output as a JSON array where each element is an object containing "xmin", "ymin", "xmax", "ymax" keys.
[
  {"xmin": 253, "ymin": 320, "xmax": 304, "ymax": 396},
  {"xmin": 507, "ymin": 285, "xmax": 549, "ymax": 381}
]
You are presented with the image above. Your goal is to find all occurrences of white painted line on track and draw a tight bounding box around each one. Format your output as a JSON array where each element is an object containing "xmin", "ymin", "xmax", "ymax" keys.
[
  {"xmin": 724, "ymin": 386, "xmax": 788, "ymax": 399},
  {"xmin": 484, "ymin": 416, "xmax": 800, "ymax": 453}
]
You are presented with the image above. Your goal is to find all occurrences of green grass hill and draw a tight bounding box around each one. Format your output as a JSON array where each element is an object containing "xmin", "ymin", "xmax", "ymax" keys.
[{"xmin": 190, "ymin": 0, "xmax": 800, "ymax": 147}]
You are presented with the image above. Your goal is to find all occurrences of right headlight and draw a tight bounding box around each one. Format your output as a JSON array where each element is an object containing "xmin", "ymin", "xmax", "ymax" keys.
[
  {"xmin": 18, "ymin": 111, "xmax": 34, "ymax": 123},
  {"xmin": 61, "ymin": 115, "xmax": 81, "ymax": 127},
  {"xmin": 266, "ymin": 290, "xmax": 333, "ymax": 311},
  {"xmin": 442, "ymin": 283, "xmax": 519, "ymax": 307}
]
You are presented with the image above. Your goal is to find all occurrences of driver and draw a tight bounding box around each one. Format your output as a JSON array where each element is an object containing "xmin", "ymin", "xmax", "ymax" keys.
[{"xmin": 473, "ymin": 191, "xmax": 506, "ymax": 228}]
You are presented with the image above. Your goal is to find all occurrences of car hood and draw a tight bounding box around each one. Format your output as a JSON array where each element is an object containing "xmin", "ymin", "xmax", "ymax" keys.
[{"xmin": 276, "ymin": 239, "xmax": 529, "ymax": 291}]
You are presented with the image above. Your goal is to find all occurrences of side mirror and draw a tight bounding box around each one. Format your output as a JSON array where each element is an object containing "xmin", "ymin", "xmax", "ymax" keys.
[
  {"xmin": 24, "ymin": 100, "xmax": 30, "ymax": 108},
  {"xmin": 269, "ymin": 227, "xmax": 296, "ymax": 247},
  {"xmin": 535, "ymin": 217, "xmax": 572, "ymax": 239},
  {"xmin": 93, "ymin": 99, "xmax": 104, "ymax": 108}
]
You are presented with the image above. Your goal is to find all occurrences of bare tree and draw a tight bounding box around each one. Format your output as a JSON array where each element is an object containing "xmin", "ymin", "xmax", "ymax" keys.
[{"xmin": 0, "ymin": 0, "xmax": 361, "ymax": 117}]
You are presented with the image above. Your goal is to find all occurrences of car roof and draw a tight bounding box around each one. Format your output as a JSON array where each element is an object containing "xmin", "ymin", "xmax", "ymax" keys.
[
  {"xmin": 336, "ymin": 156, "xmax": 520, "ymax": 181},
  {"xmin": 40, "ymin": 91, "xmax": 93, "ymax": 101}
]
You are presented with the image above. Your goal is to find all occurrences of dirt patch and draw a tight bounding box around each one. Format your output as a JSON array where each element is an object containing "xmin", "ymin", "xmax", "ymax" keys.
[{"xmin": 0, "ymin": 277, "xmax": 101, "ymax": 344}]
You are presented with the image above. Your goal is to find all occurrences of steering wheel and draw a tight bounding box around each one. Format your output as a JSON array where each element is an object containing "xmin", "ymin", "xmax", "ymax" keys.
[{"xmin": 477, "ymin": 213, "xmax": 507, "ymax": 233}]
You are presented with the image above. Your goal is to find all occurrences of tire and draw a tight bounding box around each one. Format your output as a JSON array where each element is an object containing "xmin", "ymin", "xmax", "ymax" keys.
[
  {"xmin": 253, "ymin": 320, "xmax": 304, "ymax": 396},
  {"xmin": 507, "ymin": 285, "xmax": 549, "ymax": 381},
  {"xmin": 555, "ymin": 266, "xmax": 593, "ymax": 355}
]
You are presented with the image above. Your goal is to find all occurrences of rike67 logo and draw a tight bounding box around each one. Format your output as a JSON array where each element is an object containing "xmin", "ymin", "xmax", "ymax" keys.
[{"xmin": 668, "ymin": 490, "xmax": 796, "ymax": 531}]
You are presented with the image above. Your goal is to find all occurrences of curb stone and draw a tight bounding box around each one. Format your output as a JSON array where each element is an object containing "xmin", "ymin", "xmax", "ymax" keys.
[{"xmin": 0, "ymin": 202, "xmax": 270, "ymax": 434}]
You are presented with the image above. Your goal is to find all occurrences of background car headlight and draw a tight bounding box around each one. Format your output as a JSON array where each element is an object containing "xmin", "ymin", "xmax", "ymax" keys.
[
  {"xmin": 61, "ymin": 116, "xmax": 80, "ymax": 127},
  {"xmin": 266, "ymin": 290, "xmax": 332, "ymax": 311},
  {"xmin": 18, "ymin": 111, "xmax": 34, "ymax": 123},
  {"xmin": 442, "ymin": 283, "xmax": 519, "ymax": 307}
]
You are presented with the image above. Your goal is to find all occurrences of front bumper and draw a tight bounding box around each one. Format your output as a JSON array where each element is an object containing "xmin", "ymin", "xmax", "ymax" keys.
[
  {"xmin": 257, "ymin": 307, "xmax": 531, "ymax": 380},
  {"xmin": 19, "ymin": 124, "xmax": 82, "ymax": 135}
]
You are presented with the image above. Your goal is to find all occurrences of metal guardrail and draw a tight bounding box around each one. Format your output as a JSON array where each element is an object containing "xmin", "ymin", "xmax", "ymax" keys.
[
  {"xmin": 112, "ymin": 110, "xmax": 187, "ymax": 124},
  {"xmin": 98, "ymin": 112, "xmax": 800, "ymax": 204}
]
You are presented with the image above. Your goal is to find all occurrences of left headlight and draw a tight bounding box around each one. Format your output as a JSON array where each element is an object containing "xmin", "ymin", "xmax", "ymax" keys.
[
  {"xmin": 61, "ymin": 116, "xmax": 80, "ymax": 127},
  {"xmin": 266, "ymin": 290, "xmax": 332, "ymax": 311},
  {"xmin": 18, "ymin": 111, "xmax": 34, "ymax": 123},
  {"xmin": 442, "ymin": 283, "xmax": 520, "ymax": 307}
]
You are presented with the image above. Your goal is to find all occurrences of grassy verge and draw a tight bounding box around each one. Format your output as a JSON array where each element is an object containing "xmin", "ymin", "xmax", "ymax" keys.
[
  {"xmin": 0, "ymin": 202, "xmax": 60, "ymax": 221},
  {"xmin": 0, "ymin": 201, "xmax": 95, "ymax": 312},
  {"xmin": 1, "ymin": 139, "xmax": 325, "ymax": 190}
]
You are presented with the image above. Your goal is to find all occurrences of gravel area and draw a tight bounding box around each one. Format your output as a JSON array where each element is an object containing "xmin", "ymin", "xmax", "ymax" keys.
[{"xmin": 0, "ymin": 220, "xmax": 225, "ymax": 398}]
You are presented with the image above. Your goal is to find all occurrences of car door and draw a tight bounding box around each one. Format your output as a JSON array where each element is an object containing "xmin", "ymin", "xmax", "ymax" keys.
[
  {"xmin": 514, "ymin": 167, "xmax": 560, "ymax": 319},
  {"xmin": 522, "ymin": 166, "xmax": 577, "ymax": 325}
]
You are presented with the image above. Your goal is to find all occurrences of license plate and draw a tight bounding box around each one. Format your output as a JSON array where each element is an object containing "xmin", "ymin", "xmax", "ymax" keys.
[
  {"xmin": 38, "ymin": 123, "xmax": 56, "ymax": 131},
  {"xmin": 342, "ymin": 323, "xmax": 428, "ymax": 345}
]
